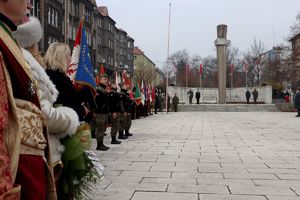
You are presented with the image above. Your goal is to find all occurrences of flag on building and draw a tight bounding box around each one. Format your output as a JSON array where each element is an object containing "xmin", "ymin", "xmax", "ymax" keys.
[{"xmin": 67, "ymin": 18, "xmax": 96, "ymax": 95}]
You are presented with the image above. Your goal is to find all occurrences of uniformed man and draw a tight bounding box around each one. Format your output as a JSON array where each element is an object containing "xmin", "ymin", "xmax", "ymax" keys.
[
  {"xmin": 119, "ymin": 82, "xmax": 133, "ymax": 139},
  {"xmin": 95, "ymin": 75, "xmax": 110, "ymax": 151},
  {"xmin": 108, "ymin": 82, "xmax": 121, "ymax": 144}
]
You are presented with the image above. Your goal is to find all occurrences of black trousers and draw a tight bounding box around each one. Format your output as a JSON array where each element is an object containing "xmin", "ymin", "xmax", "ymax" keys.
[{"xmin": 196, "ymin": 98, "xmax": 200, "ymax": 104}]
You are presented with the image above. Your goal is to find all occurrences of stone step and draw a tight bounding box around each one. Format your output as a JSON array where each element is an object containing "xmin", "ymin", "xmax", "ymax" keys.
[{"xmin": 177, "ymin": 104, "xmax": 280, "ymax": 112}]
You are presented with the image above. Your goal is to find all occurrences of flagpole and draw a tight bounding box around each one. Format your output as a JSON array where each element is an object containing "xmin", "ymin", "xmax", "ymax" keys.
[
  {"xmin": 246, "ymin": 71, "xmax": 248, "ymax": 88},
  {"xmin": 166, "ymin": 2, "xmax": 171, "ymax": 114}
]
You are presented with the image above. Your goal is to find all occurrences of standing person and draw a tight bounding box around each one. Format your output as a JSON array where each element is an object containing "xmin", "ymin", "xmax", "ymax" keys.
[
  {"xmin": 45, "ymin": 43, "xmax": 88, "ymax": 122},
  {"xmin": 94, "ymin": 75, "xmax": 110, "ymax": 151},
  {"xmin": 154, "ymin": 89, "xmax": 160, "ymax": 114},
  {"xmin": 252, "ymin": 88, "xmax": 258, "ymax": 104},
  {"xmin": 0, "ymin": 1, "xmax": 61, "ymax": 199},
  {"xmin": 294, "ymin": 88, "xmax": 300, "ymax": 117},
  {"xmin": 172, "ymin": 94, "xmax": 179, "ymax": 112},
  {"xmin": 14, "ymin": 16, "xmax": 80, "ymax": 198},
  {"xmin": 0, "ymin": 1, "xmax": 57, "ymax": 199},
  {"xmin": 245, "ymin": 90, "xmax": 251, "ymax": 104},
  {"xmin": 108, "ymin": 82, "xmax": 121, "ymax": 144},
  {"xmin": 187, "ymin": 88, "xmax": 194, "ymax": 104},
  {"xmin": 167, "ymin": 94, "xmax": 171, "ymax": 112},
  {"xmin": 196, "ymin": 89, "xmax": 201, "ymax": 104},
  {"xmin": 119, "ymin": 83, "xmax": 134, "ymax": 138}
]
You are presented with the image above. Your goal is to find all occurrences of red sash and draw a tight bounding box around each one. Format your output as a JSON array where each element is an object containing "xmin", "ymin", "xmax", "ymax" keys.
[{"xmin": 0, "ymin": 38, "xmax": 40, "ymax": 108}]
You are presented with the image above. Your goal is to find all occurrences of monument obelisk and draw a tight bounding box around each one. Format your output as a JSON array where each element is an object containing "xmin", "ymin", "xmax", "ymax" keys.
[{"xmin": 215, "ymin": 25, "xmax": 230, "ymax": 104}]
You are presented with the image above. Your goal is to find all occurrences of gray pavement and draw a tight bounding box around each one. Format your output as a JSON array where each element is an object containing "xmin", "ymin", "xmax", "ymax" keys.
[{"xmin": 91, "ymin": 112, "xmax": 300, "ymax": 200}]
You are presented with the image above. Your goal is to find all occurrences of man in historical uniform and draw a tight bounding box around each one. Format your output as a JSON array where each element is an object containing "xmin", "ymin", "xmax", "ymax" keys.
[
  {"xmin": 0, "ymin": 0, "xmax": 56, "ymax": 199},
  {"xmin": 108, "ymin": 82, "xmax": 121, "ymax": 144},
  {"xmin": 119, "ymin": 82, "xmax": 133, "ymax": 139},
  {"xmin": 95, "ymin": 75, "xmax": 110, "ymax": 151}
]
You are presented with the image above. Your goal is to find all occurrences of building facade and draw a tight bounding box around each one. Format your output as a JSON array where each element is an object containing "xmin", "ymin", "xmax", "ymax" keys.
[
  {"xmin": 290, "ymin": 34, "xmax": 300, "ymax": 83},
  {"xmin": 133, "ymin": 47, "xmax": 156, "ymax": 85},
  {"xmin": 29, "ymin": 0, "xmax": 135, "ymax": 79}
]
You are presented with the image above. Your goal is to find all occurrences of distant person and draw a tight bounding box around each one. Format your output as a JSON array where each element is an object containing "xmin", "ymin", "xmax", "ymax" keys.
[
  {"xmin": 245, "ymin": 90, "xmax": 251, "ymax": 104},
  {"xmin": 196, "ymin": 89, "xmax": 201, "ymax": 104},
  {"xmin": 172, "ymin": 94, "xmax": 179, "ymax": 112},
  {"xmin": 154, "ymin": 89, "xmax": 160, "ymax": 114},
  {"xmin": 187, "ymin": 88, "xmax": 194, "ymax": 104},
  {"xmin": 252, "ymin": 88, "xmax": 258, "ymax": 104},
  {"xmin": 284, "ymin": 91, "xmax": 290, "ymax": 103},
  {"xmin": 294, "ymin": 88, "xmax": 300, "ymax": 117}
]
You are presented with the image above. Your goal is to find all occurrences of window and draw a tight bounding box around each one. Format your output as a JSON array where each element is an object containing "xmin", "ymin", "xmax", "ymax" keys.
[
  {"xmin": 127, "ymin": 54, "xmax": 132, "ymax": 61},
  {"xmin": 108, "ymin": 40, "xmax": 113, "ymax": 49},
  {"xmin": 108, "ymin": 23, "xmax": 113, "ymax": 32},
  {"xmin": 48, "ymin": 6, "xmax": 59, "ymax": 28},
  {"xmin": 30, "ymin": 0, "xmax": 39, "ymax": 18},
  {"xmin": 85, "ymin": 7, "xmax": 92, "ymax": 23},
  {"xmin": 98, "ymin": 19, "xmax": 102, "ymax": 28}
]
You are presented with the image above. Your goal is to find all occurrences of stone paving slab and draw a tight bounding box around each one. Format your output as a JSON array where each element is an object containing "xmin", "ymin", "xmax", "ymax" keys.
[{"xmin": 91, "ymin": 112, "xmax": 300, "ymax": 199}]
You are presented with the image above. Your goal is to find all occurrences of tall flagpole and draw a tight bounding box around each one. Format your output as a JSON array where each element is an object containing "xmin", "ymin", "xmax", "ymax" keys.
[{"xmin": 166, "ymin": 2, "xmax": 171, "ymax": 114}]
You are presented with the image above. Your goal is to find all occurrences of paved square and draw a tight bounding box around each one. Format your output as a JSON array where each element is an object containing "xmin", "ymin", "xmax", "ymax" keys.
[{"xmin": 92, "ymin": 112, "xmax": 300, "ymax": 200}]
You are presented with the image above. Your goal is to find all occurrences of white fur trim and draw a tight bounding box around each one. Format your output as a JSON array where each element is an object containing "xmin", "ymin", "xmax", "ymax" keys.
[
  {"xmin": 49, "ymin": 135, "xmax": 65, "ymax": 163},
  {"xmin": 22, "ymin": 48, "xmax": 59, "ymax": 103},
  {"xmin": 13, "ymin": 17, "xmax": 43, "ymax": 48},
  {"xmin": 55, "ymin": 107, "xmax": 80, "ymax": 139}
]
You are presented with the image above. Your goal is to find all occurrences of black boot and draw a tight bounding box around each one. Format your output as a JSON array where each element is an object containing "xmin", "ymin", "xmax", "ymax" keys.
[
  {"xmin": 91, "ymin": 130, "xmax": 96, "ymax": 139},
  {"xmin": 125, "ymin": 130, "xmax": 133, "ymax": 137},
  {"xmin": 111, "ymin": 136, "xmax": 121, "ymax": 144},
  {"xmin": 118, "ymin": 130, "xmax": 128, "ymax": 139},
  {"xmin": 96, "ymin": 141, "xmax": 110, "ymax": 151}
]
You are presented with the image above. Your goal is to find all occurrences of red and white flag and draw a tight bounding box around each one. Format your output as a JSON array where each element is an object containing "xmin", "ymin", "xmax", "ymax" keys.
[{"xmin": 199, "ymin": 64, "xmax": 203, "ymax": 76}]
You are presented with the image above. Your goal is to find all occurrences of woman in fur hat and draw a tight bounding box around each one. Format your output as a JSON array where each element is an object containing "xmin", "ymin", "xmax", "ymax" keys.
[{"xmin": 13, "ymin": 17, "xmax": 80, "ymax": 199}]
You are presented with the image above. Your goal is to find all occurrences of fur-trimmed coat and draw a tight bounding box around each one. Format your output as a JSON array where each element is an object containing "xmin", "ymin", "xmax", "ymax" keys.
[{"xmin": 22, "ymin": 48, "xmax": 80, "ymax": 163}]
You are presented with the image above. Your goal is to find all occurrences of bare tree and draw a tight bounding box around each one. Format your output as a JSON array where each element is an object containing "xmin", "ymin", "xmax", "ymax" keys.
[{"xmin": 290, "ymin": 11, "xmax": 300, "ymax": 38}]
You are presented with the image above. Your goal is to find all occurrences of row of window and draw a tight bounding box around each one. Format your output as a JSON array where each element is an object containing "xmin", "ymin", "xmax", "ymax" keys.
[{"xmin": 48, "ymin": 6, "xmax": 58, "ymax": 28}]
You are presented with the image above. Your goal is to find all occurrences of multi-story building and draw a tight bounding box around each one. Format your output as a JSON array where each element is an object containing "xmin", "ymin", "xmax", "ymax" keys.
[
  {"xmin": 290, "ymin": 33, "xmax": 300, "ymax": 84},
  {"xmin": 29, "ymin": 0, "xmax": 135, "ymax": 79},
  {"xmin": 30, "ymin": 0, "xmax": 64, "ymax": 52},
  {"xmin": 97, "ymin": 6, "xmax": 116, "ymax": 76},
  {"xmin": 126, "ymin": 36, "xmax": 135, "ymax": 77},
  {"xmin": 133, "ymin": 47, "xmax": 156, "ymax": 85}
]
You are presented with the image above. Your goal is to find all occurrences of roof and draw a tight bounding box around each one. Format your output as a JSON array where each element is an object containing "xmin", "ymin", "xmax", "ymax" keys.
[
  {"xmin": 133, "ymin": 47, "xmax": 144, "ymax": 55},
  {"xmin": 289, "ymin": 33, "xmax": 300, "ymax": 42},
  {"xmin": 97, "ymin": 6, "xmax": 109, "ymax": 16}
]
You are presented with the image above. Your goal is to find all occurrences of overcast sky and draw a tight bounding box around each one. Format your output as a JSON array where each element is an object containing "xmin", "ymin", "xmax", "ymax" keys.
[{"xmin": 96, "ymin": 0, "xmax": 299, "ymax": 68}]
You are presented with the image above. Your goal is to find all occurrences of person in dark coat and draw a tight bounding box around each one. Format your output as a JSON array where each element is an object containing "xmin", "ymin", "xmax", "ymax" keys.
[
  {"xmin": 245, "ymin": 90, "xmax": 251, "ymax": 104},
  {"xmin": 45, "ymin": 44, "xmax": 88, "ymax": 122},
  {"xmin": 108, "ymin": 82, "xmax": 122, "ymax": 144},
  {"xmin": 252, "ymin": 88, "xmax": 258, "ymax": 104},
  {"xmin": 294, "ymin": 88, "xmax": 300, "ymax": 117},
  {"xmin": 187, "ymin": 88, "xmax": 194, "ymax": 104},
  {"xmin": 196, "ymin": 89, "xmax": 201, "ymax": 104},
  {"xmin": 95, "ymin": 75, "xmax": 110, "ymax": 151},
  {"xmin": 172, "ymin": 94, "xmax": 179, "ymax": 112}
]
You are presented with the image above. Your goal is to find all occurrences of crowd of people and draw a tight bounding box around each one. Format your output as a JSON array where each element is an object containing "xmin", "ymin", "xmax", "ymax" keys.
[{"xmin": 0, "ymin": 1, "xmax": 141, "ymax": 199}]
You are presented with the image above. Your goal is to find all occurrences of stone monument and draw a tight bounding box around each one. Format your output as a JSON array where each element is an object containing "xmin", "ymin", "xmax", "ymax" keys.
[{"xmin": 215, "ymin": 25, "xmax": 230, "ymax": 104}]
